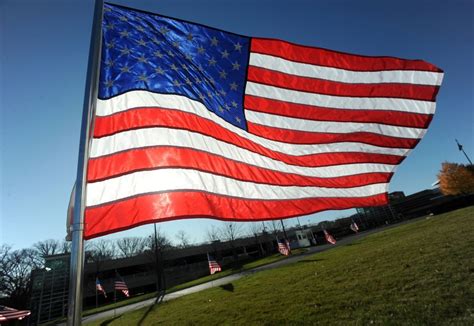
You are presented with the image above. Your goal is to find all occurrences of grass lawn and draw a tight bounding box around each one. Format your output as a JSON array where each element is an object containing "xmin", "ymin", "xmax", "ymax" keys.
[
  {"xmin": 78, "ymin": 248, "xmax": 306, "ymax": 318},
  {"xmin": 88, "ymin": 206, "xmax": 474, "ymax": 325}
]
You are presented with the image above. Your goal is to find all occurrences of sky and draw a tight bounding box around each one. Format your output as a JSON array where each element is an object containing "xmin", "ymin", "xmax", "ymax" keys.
[{"xmin": 1, "ymin": 0, "xmax": 473, "ymax": 250}]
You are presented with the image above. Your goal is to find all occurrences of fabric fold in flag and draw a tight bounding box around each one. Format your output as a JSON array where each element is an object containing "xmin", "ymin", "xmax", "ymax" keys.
[{"xmin": 82, "ymin": 3, "xmax": 444, "ymax": 239}]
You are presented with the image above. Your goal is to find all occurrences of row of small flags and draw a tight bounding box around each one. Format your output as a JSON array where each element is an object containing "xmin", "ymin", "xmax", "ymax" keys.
[
  {"xmin": 95, "ymin": 276, "xmax": 130, "ymax": 298},
  {"xmin": 95, "ymin": 222, "xmax": 360, "ymax": 285}
]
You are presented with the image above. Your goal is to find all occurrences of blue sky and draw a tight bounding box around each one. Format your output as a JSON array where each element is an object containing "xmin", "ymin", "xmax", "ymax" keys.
[{"xmin": 1, "ymin": 0, "xmax": 472, "ymax": 250}]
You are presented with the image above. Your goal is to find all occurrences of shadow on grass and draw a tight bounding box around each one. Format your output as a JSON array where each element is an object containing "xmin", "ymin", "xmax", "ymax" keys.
[
  {"xmin": 100, "ymin": 315, "xmax": 122, "ymax": 326},
  {"xmin": 219, "ymin": 283, "xmax": 234, "ymax": 292},
  {"xmin": 298, "ymin": 259, "xmax": 324, "ymax": 263},
  {"xmin": 136, "ymin": 292, "xmax": 166, "ymax": 326}
]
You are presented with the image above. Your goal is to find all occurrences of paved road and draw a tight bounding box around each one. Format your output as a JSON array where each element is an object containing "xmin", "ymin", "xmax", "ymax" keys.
[{"xmin": 79, "ymin": 218, "xmax": 423, "ymax": 324}]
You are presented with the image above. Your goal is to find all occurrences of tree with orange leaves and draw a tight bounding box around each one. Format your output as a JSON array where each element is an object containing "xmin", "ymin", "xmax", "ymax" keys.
[{"xmin": 438, "ymin": 162, "xmax": 474, "ymax": 195}]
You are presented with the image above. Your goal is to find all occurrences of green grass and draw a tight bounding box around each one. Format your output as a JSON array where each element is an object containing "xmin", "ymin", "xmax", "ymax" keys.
[
  {"xmin": 87, "ymin": 206, "xmax": 474, "ymax": 325},
  {"xmin": 77, "ymin": 248, "xmax": 306, "ymax": 319}
]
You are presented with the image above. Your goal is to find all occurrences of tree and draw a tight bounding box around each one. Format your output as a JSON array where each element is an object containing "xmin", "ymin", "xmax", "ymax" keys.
[
  {"xmin": 116, "ymin": 237, "xmax": 147, "ymax": 257},
  {"xmin": 220, "ymin": 222, "xmax": 244, "ymax": 260},
  {"xmin": 438, "ymin": 162, "xmax": 474, "ymax": 195},
  {"xmin": 85, "ymin": 239, "xmax": 117, "ymax": 273},
  {"xmin": 206, "ymin": 225, "xmax": 221, "ymax": 243},
  {"xmin": 33, "ymin": 239, "xmax": 61, "ymax": 257},
  {"xmin": 175, "ymin": 230, "xmax": 191, "ymax": 248},
  {"xmin": 0, "ymin": 245, "xmax": 42, "ymax": 308}
]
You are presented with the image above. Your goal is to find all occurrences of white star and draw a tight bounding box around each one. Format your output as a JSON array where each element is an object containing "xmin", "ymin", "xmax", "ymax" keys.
[
  {"xmin": 234, "ymin": 42, "xmax": 242, "ymax": 52},
  {"xmin": 137, "ymin": 39, "xmax": 147, "ymax": 46},
  {"xmin": 137, "ymin": 55, "xmax": 148, "ymax": 63},
  {"xmin": 231, "ymin": 101, "xmax": 238, "ymax": 108},
  {"xmin": 104, "ymin": 79, "xmax": 114, "ymax": 88},
  {"xmin": 210, "ymin": 36, "xmax": 219, "ymax": 46},
  {"xmin": 221, "ymin": 50, "xmax": 230, "ymax": 59},
  {"xmin": 232, "ymin": 62, "xmax": 241, "ymax": 71},
  {"xmin": 159, "ymin": 26, "xmax": 169, "ymax": 35},
  {"xmin": 153, "ymin": 50, "xmax": 163, "ymax": 58},
  {"xmin": 230, "ymin": 82, "xmax": 238, "ymax": 91},
  {"xmin": 170, "ymin": 64, "xmax": 179, "ymax": 71},
  {"xmin": 120, "ymin": 46, "xmax": 131, "ymax": 55},
  {"xmin": 105, "ymin": 22, "xmax": 114, "ymax": 30},
  {"xmin": 219, "ymin": 70, "xmax": 227, "ymax": 79},
  {"xmin": 138, "ymin": 74, "xmax": 149, "ymax": 83},
  {"xmin": 119, "ymin": 16, "xmax": 128, "ymax": 22},
  {"xmin": 173, "ymin": 79, "xmax": 182, "ymax": 87},
  {"xmin": 136, "ymin": 25, "xmax": 145, "ymax": 33},
  {"xmin": 120, "ymin": 65, "xmax": 130, "ymax": 73},
  {"xmin": 119, "ymin": 30, "xmax": 130, "ymax": 38},
  {"xmin": 208, "ymin": 57, "xmax": 217, "ymax": 66},
  {"xmin": 197, "ymin": 46, "xmax": 205, "ymax": 54},
  {"xmin": 155, "ymin": 66, "xmax": 165, "ymax": 75},
  {"xmin": 235, "ymin": 116, "xmax": 242, "ymax": 123}
]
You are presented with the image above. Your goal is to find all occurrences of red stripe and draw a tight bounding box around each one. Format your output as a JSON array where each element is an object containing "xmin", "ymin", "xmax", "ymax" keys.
[
  {"xmin": 93, "ymin": 108, "xmax": 404, "ymax": 167},
  {"xmin": 247, "ymin": 66, "xmax": 439, "ymax": 101},
  {"xmin": 244, "ymin": 95, "xmax": 433, "ymax": 128},
  {"xmin": 248, "ymin": 122, "xmax": 419, "ymax": 148},
  {"xmin": 251, "ymin": 38, "xmax": 442, "ymax": 72},
  {"xmin": 88, "ymin": 146, "xmax": 393, "ymax": 187},
  {"xmin": 84, "ymin": 191, "xmax": 388, "ymax": 239}
]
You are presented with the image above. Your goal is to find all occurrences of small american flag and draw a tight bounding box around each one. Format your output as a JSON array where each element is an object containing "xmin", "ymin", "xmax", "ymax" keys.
[
  {"xmin": 277, "ymin": 239, "xmax": 291, "ymax": 256},
  {"xmin": 207, "ymin": 253, "xmax": 222, "ymax": 275},
  {"xmin": 0, "ymin": 305, "xmax": 31, "ymax": 322},
  {"xmin": 324, "ymin": 230, "xmax": 337, "ymax": 245},
  {"xmin": 114, "ymin": 278, "xmax": 130, "ymax": 297},
  {"xmin": 96, "ymin": 277, "xmax": 107, "ymax": 298},
  {"xmin": 350, "ymin": 221, "xmax": 359, "ymax": 233}
]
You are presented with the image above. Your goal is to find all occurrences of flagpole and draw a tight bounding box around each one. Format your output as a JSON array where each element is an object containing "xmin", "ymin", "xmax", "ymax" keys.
[{"xmin": 67, "ymin": 0, "xmax": 104, "ymax": 325}]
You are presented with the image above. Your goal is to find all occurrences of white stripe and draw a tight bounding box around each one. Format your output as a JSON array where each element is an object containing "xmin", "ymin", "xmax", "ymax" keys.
[
  {"xmin": 246, "ymin": 110, "xmax": 427, "ymax": 139},
  {"xmin": 249, "ymin": 53, "xmax": 444, "ymax": 86},
  {"xmin": 96, "ymin": 91, "xmax": 409, "ymax": 156},
  {"xmin": 245, "ymin": 82, "xmax": 436, "ymax": 114},
  {"xmin": 86, "ymin": 168, "xmax": 388, "ymax": 206},
  {"xmin": 90, "ymin": 128, "xmax": 396, "ymax": 178}
]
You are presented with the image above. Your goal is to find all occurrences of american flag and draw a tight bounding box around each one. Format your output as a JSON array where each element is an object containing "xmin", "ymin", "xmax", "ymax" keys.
[
  {"xmin": 82, "ymin": 3, "xmax": 443, "ymax": 239},
  {"xmin": 324, "ymin": 230, "xmax": 337, "ymax": 245},
  {"xmin": 277, "ymin": 239, "xmax": 291, "ymax": 256},
  {"xmin": 350, "ymin": 221, "xmax": 359, "ymax": 233},
  {"xmin": 96, "ymin": 277, "xmax": 107, "ymax": 298},
  {"xmin": 114, "ymin": 279, "xmax": 130, "ymax": 297},
  {"xmin": 207, "ymin": 253, "xmax": 222, "ymax": 274},
  {"xmin": 0, "ymin": 305, "xmax": 31, "ymax": 322}
]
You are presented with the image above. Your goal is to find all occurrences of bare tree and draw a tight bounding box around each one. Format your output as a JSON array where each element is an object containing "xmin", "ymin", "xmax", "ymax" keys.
[
  {"xmin": 220, "ymin": 222, "xmax": 245, "ymax": 260},
  {"xmin": 86, "ymin": 239, "xmax": 116, "ymax": 273},
  {"xmin": 206, "ymin": 225, "xmax": 221, "ymax": 243},
  {"xmin": 145, "ymin": 228, "xmax": 173, "ymax": 252},
  {"xmin": 248, "ymin": 222, "xmax": 265, "ymax": 256},
  {"xmin": 0, "ymin": 245, "xmax": 42, "ymax": 308},
  {"xmin": 116, "ymin": 237, "xmax": 147, "ymax": 257},
  {"xmin": 33, "ymin": 239, "xmax": 61, "ymax": 257},
  {"xmin": 265, "ymin": 220, "xmax": 280, "ymax": 238},
  {"xmin": 175, "ymin": 230, "xmax": 191, "ymax": 248}
]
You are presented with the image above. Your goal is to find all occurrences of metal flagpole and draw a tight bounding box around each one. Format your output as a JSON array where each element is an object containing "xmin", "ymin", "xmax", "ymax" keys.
[
  {"xmin": 67, "ymin": 0, "xmax": 104, "ymax": 325},
  {"xmin": 455, "ymin": 139, "xmax": 473, "ymax": 164}
]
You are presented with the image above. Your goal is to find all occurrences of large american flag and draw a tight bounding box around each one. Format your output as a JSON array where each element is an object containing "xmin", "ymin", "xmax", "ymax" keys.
[
  {"xmin": 83, "ymin": 3, "xmax": 443, "ymax": 239},
  {"xmin": 207, "ymin": 253, "xmax": 222, "ymax": 275},
  {"xmin": 0, "ymin": 305, "xmax": 31, "ymax": 322}
]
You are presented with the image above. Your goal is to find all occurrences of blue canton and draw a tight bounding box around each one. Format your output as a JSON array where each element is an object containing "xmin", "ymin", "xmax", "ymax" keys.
[{"xmin": 100, "ymin": 4, "xmax": 250, "ymax": 130}]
